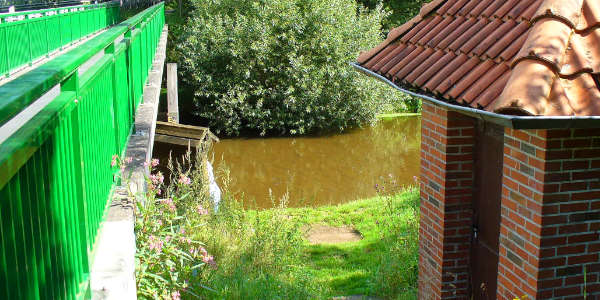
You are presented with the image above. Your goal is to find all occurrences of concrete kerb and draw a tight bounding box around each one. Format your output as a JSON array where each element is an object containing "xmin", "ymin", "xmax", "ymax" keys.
[{"xmin": 89, "ymin": 25, "xmax": 168, "ymax": 300}]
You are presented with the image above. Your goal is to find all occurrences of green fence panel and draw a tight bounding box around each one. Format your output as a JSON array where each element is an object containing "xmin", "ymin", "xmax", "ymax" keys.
[
  {"xmin": 46, "ymin": 15, "xmax": 62, "ymax": 53},
  {"xmin": 5, "ymin": 22, "xmax": 30, "ymax": 71},
  {"xmin": 0, "ymin": 3, "xmax": 120, "ymax": 77},
  {"xmin": 0, "ymin": 3, "xmax": 165, "ymax": 299}
]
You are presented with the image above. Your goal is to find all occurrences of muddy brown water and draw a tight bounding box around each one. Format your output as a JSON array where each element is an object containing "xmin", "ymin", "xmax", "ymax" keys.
[
  {"xmin": 154, "ymin": 117, "xmax": 421, "ymax": 208},
  {"xmin": 206, "ymin": 116, "xmax": 421, "ymax": 208}
]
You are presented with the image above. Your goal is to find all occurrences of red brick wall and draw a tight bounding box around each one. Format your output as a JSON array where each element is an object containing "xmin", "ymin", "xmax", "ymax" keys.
[
  {"xmin": 497, "ymin": 128, "xmax": 600, "ymax": 299},
  {"xmin": 419, "ymin": 102, "xmax": 476, "ymax": 299}
]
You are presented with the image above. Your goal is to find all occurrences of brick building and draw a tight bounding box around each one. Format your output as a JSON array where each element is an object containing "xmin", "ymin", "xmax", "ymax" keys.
[{"xmin": 354, "ymin": 0, "xmax": 600, "ymax": 299}]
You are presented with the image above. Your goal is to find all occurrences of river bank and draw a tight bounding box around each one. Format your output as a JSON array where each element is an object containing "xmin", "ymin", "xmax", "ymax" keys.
[{"xmin": 188, "ymin": 186, "xmax": 420, "ymax": 299}]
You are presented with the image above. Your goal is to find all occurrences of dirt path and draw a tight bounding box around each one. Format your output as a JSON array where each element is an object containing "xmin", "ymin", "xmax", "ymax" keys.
[{"xmin": 306, "ymin": 224, "xmax": 362, "ymax": 244}]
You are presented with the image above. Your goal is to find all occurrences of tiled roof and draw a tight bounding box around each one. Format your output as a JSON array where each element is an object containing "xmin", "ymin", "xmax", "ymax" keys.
[{"xmin": 357, "ymin": 0, "xmax": 600, "ymax": 117}]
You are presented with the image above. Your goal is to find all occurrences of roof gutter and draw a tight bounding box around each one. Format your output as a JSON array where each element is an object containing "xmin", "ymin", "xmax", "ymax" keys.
[{"xmin": 351, "ymin": 62, "xmax": 600, "ymax": 130}]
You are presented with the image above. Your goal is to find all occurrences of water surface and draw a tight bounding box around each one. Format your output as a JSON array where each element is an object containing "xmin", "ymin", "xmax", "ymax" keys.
[{"xmin": 211, "ymin": 117, "xmax": 421, "ymax": 208}]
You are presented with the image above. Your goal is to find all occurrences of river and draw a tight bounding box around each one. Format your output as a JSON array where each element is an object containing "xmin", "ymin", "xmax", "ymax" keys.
[{"xmin": 208, "ymin": 116, "xmax": 421, "ymax": 208}]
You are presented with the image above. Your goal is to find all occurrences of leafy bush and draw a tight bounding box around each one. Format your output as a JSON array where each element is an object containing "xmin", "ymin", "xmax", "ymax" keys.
[
  {"xmin": 358, "ymin": 0, "xmax": 430, "ymax": 29},
  {"xmin": 174, "ymin": 0, "xmax": 406, "ymax": 136}
]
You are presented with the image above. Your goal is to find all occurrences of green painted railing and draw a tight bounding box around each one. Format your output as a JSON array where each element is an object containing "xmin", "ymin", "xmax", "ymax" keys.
[
  {"xmin": 0, "ymin": 2, "xmax": 120, "ymax": 78},
  {"xmin": 0, "ymin": 2, "xmax": 164, "ymax": 299}
]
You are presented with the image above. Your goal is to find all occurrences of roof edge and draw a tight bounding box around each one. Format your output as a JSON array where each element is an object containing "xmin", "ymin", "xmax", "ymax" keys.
[
  {"xmin": 357, "ymin": 0, "xmax": 447, "ymax": 64},
  {"xmin": 351, "ymin": 62, "xmax": 600, "ymax": 129}
]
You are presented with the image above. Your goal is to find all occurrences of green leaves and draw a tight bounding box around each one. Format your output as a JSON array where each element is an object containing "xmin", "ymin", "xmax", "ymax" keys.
[{"xmin": 174, "ymin": 0, "xmax": 401, "ymax": 136}]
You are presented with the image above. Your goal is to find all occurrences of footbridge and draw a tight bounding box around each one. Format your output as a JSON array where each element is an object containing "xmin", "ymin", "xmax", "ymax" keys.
[{"xmin": 0, "ymin": 2, "xmax": 166, "ymax": 299}]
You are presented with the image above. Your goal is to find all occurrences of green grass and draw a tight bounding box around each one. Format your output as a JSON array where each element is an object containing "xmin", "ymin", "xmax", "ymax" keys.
[
  {"xmin": 283, "ymin": 189, "xmax": 420, "ymax": 298},
  {"xmin": 376, "ymin": 113, "xmax": 421, "ymax": 121},
  {"xmin": 192, "ymin": 187, "xmax": 420, "ymax": 299}
]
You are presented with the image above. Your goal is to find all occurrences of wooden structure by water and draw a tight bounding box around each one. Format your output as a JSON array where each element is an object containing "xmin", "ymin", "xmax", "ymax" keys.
[{"xmin": 154, "ymin": 121, "xmax": 219, "ymax": 148}]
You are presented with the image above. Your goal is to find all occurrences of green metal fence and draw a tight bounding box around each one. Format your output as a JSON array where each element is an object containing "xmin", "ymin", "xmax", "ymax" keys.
[
  {"xmin": 0, "ymin": 2, "xmax": 165, "ymax": 299},
  {"xmin": 0, "ymin": 2, "xmax": 120, "ymax": 78}
]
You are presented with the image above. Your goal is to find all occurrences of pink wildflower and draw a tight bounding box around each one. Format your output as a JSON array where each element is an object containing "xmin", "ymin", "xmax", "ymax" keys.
[
  {"xmin": 171, "ymin": 291, "xmax": 180, "ymax": 300},
  {"xmin": 124, "ymin": 157, "xmax": 133, "ymax": 164},
  {"xmin": 151, "ymin": 158, "xmax": 159, "ymax": 167},
  {"xmin": 162, "ymin": 198, "xmax": 176, "ymax": 212},
  {"xmin": 197, "ymin": 205, "xmax": 209, "ymax": 215},
  {"xmin": 203, "ymin": 255, "xmax": 217, "ymax": 269},
  {"xmin": 111, "ymin": 154, "xmax": 118, "ymax": 167},
  {"xmin": 156, "ymin": 189, "xmax": 162, "ymax": 196},
  {"xmin": 148, "ymin": 235, "xmax": 163, "ymax": 253},
  {"xmin": 150, "ymin": 172, "xmax": 165, "ymax": 185},
  {"xmin": 178, "ymin": 174, "xmax": 191, "ymax": 185}
]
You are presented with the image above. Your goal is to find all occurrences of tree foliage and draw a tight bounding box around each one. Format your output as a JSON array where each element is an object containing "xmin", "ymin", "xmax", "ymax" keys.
[
  {"xmin": 358, "ymin": 0, "xmax": 430, "ymax": 29},
  {"xmin": 174, "ymin": 0, "xmax": 404, "ymax": 136}
]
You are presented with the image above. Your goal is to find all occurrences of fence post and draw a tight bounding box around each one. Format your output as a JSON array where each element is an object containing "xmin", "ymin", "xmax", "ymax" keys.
[{"xmin": 166, "ymin": 63, "xmax": 179, "ymax": 123}]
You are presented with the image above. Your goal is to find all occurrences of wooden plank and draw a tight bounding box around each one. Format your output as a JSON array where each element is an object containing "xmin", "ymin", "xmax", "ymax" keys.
[
  {"xmin": 166, "ymin": 63, "xmax": 179, "ymax": 123},
  {"xmin": 155, "ymin": 121, "xmax": 207, "ymax": 140},
  {"xmin": 154, "ymin": 134, "xmax": 201, "ymax": 148}
]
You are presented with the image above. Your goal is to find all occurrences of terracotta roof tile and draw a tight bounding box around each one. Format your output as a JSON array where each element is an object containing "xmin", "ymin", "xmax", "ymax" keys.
[
  {"xmin": 436, "ymin": 0, "xmax": 457, "ymax": 16},
  {"xmin": 461, "ymin": 63, "xmax": 510, "ymax": 104},
  {"xmin": 498, "ymin": 31, "xmax": 528, "ymax": 61},
  {"xmin": 404, "ymin": 50, "xmax": 446, "ymax": 83},
  {"xmin": 370, "ymin": 44, "xmax": 406, "ymax": 72},
  {"xmin": 578, "ymin": 0, "xmax": 600, "ymax": 31},
  {"xmin": 485, "ymin": 22, "xmax": 529, "ymax": 59},
  {"xmin": 469, "ymin": 0, "xmax": 494, "ymax": 18},
  {"xmin": 378, "ymin": 44, "xmax": 416, "ymax": 74},
  {"xmin": 446, "ymin": 60, "xmax": 496, "ymax": 100},
  {"xmin": 423, "ymin": 54, "xmax": 469, "ymax": 92},
  {"xmin": 457, "ymin": 1, "xmax": 478, "ymax": 17},
  {"xmin": 436, "ymin": 17, "xmax": 477, "ymax": 50},
  {"xmin": 480, "ymin": 1, "xmax": 505, "ymax": 18},
  {"xmin": 427, "ymin": 16, "xmax": 466, "ymax": 48},
  {"xmin": 434, "ymin": 56, "xmax": 480, "ymax": 95},
  {"xmin": 507, "ymin": 0, "xmax": 539, "ymax": 20},
  {"xmin": 414, "ymin": 52, "xmax": 457, "ymax": 87},
  {"xmin": 458, "ymin": 19, "xmax": 510, "ymax": 56},
  {"xmin": 393, "ymin": 48, "xmax": 436, "ymax": 81},
  {"xmin": 357, "ymin": 0, "xmax": 600, "ymax": 117},
  {"xmin": 363, "ymin": 43, "xmax": 399, "ymax": 70},
  {"xmin": 492, "ymin": 0, "xmax": 520, "ymax": 19},
  {"xmin": 417, "ymin": 17, "xmax": 454, "ymax": 46},
  {"xmin": 472, "ymin": 71, "xmax": 511, "ymax": 108},
  {"xmin": 445, "ymin": 0, "xmax": 469, "ymax": 16},
  {"xmin": 518, "ymin": 1, "xmax": 544, "ymax": 21},
  {"xmin": 448, "ymin": 18, "xmax": 489, "ymax": 52},
  {"xmin": 386, "ymin": 47, "xmax": 425, "ymax": 77},
  {"xmin": 409, "ymin": 16, "xmax": 444, "ymax": 44}
]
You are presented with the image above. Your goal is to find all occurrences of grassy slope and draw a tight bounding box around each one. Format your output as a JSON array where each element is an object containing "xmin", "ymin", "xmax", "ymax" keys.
[
  {"xmin": 195, "ymin": 188, "xmax": 420, "ymax": 299},
  {"xmin": 271, "ymin": 188, "xmax": 420, "ymax": 298}
]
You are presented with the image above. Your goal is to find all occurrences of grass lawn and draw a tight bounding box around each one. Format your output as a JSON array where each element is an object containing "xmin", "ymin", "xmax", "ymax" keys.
[
  {"xmin": 190, "ymin": 183, "xmax": 420, "ymax": 299},
  {"xmin": 376, "ymin": 113, "xmax": 421, "ymax": 121},
  {"xmin": 282, "ymin": 188, "xmax": 420, "ymax": 298}
]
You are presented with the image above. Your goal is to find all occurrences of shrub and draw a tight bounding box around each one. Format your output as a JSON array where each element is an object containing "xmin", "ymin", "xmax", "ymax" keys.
[
  {"xmin": 174, "ymin": 0, "xmax": 405, "ymax": 136},
  {"xmin": 358, "ymin": 0, "xmax": 430, "ymax": 29}
]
